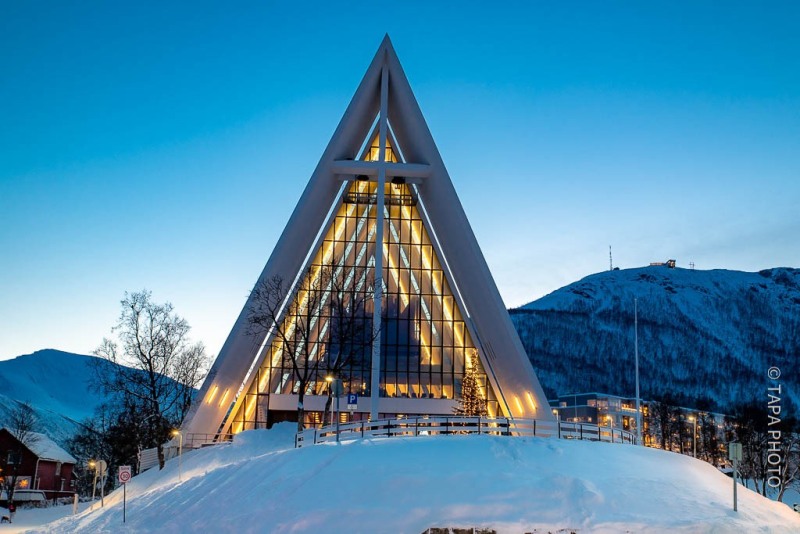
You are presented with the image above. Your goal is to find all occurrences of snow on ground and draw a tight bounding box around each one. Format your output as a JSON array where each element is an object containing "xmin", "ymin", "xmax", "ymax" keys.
[
  {"xmin": 30, "ymin": 423, "xmax": 800, "ymax": 533},
  {"xmin": 0, "ymin": 502, "xmax": 91, "ymax": 534}
]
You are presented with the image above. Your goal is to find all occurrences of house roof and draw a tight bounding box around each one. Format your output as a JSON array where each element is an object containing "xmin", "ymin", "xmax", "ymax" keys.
[{"xmin": 2, "ymin": 428, "xmax": 77, "ymax": 464}]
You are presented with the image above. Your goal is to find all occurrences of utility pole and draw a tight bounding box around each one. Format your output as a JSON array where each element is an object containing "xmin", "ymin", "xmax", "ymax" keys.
[
  {"xmin": 609, "ymin": 246, "xmax": 613, "ymax": 271},
  {"xmin": 729, "ymin": 442, "xmax": 742, "ymax": 512},
  {"xmin": 635, "ymin": 298, "xmax": 642, "ymax": 446}
]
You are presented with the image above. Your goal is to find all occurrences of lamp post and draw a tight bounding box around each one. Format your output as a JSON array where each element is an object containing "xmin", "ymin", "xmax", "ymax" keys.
[
  {"xmin": 634, "ymin": 298, "xmax": 642, "ymax": 446},
  {"xmin": 88, "ymin": 460, "xmax": 98, "ymax": 502},
  {"xmin": 171, "ymin": 430, "xmax": 183, "ymax": 482},
  {"xmin": 335, "ymin": 379, "xmax": 341, "ymax": 442},
  {"xmin": 100, "ymin": 460, "xmax": 107, "ymax": 506},
  {"xmin": 91, "ymin": 459, "xmax": 107, "ymax": 506},
  {"xmin": 325, "ymin": 375, "xmax": 334, "ymax": 427},
  {"xmin": 326, "ymin": 374, "xmax": 342, "ymax": 441},
  {"xmin": 88, "ymin": 459, "xmax": 106, "ymax": 505}
]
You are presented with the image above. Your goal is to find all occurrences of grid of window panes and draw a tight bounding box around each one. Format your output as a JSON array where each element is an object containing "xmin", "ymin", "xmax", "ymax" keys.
[
  {"xmin": 227, "ymin": 139, "xmax": 498, "ymax": 431},
  {"xmin": 380, "ymin": 183, "xmax": 489, "ymax": 405},
  {"xmin": 270, "ymin": 182, "xmax": 378, "ymax": 399}
]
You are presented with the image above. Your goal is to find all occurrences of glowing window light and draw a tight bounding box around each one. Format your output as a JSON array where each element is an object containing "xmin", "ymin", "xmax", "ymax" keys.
[
  {"xmin": 245, "ymin": 393, "xmax": 256, "ymax": 420},
  {"xmin": 365, "ymin": 134, "xmax": 398, "ymax": 163},
  {"xmin": 384, "ymin": 198, "xmax": 476, "ymax": 362},
  {"xmin": 206, "ymin": 385, "xmax": 219, "ymax": 404},
  {"xmin": 218, "ymin": 389, "xmax": 230, "ymax": 408},
  {"xmin": 385, "ymin": 208, "xmax": 438, "ymax": 335},
  {"xmin": 258, "ymin": 368, "xmax": 270, "ymax": 392},
  {"xmin": 514, "ymin": 396, "xmax": 524, "ymax": 416},
  {"xmin": 250, "ymin": 169, "xmax": 483, "ymax": 412},
  {"xmin": 526, "ymin": 392, "xmax": 537, "ymax": 412}
]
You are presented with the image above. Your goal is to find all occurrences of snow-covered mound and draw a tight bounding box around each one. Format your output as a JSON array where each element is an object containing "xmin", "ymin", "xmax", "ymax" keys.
[{"xmin": 36, "ymin": 424, "xmax": 800, "ymax": 533}]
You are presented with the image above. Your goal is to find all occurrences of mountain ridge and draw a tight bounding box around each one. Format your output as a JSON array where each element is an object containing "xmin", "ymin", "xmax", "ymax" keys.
[
  {"xmin": 0, "ymin": 349, "xmax": 108, "ymax": 444},
  {"xmin": 5, "ymin": 266, "xmax": 797, "ymax": 444},
  {"xmin": 511, "ymin": 266, "xmax": 800, "ymax": 413}
]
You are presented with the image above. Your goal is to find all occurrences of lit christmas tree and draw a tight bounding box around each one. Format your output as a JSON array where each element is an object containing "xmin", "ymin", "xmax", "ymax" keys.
[{"xmin": 454, "ymin": 349, "xmax": 487, "ymax": 416}]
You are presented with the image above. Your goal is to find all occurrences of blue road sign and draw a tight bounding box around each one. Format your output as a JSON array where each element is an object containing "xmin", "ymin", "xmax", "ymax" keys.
[{"xmin": 347, "ymin": 393, "xmax": 358, "ymax": 410}]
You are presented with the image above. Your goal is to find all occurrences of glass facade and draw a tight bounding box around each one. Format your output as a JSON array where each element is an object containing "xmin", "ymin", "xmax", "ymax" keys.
[{"xmin": 228, "ymin": 137, "xmax": 498, "ymax": 432}]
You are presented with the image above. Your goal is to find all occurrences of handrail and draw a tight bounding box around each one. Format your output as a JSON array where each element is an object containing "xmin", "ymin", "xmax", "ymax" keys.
[
  {"xmin": 185, "ymin": 432, "xmax": 235, "ymax": 449},
  {"xmin": 294, "ymin": 416, "xmax": 637, "ymax": 448}
]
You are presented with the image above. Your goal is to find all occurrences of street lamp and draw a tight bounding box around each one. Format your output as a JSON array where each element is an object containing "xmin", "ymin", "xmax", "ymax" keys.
[
  {"xmin": 552, "ymin": 408, "xmax": 561, "ymax": 438},
  {"xmin": 325, "ymin": 375, "xmax": 334, "ymax": 427},
  {"xmin": 88, "ymin": 459, "xmax": 107, "ymax": 506},
  {"xmin": 326, "ymin": 374, "xmax": 342, "ymax": 441},
  {"xmin": 171, "ymin": 429, "xmax": 183, "ymax": 482},
  {"xmin": 88, "ymin": 460, "xmax": 98, "ymax": 502}
]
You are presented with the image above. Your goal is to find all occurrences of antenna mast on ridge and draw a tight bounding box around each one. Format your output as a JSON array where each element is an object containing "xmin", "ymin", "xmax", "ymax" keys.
[{"xmin": 609, "ymin": 246, "xmax": 613, "ymax": 271}]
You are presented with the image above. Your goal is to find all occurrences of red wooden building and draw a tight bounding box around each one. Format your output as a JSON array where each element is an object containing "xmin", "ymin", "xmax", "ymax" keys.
[{"xmin": 0, "ymin": 428, "xmax": 76, "ymax": 502}]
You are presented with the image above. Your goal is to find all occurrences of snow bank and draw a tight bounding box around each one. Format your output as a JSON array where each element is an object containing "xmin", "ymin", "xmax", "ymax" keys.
[{"xmin": 34, "ymin": 425, "xmax": 800, "ymax": 533}]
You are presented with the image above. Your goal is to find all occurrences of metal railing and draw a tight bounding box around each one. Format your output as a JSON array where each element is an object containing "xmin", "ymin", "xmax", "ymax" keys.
[
  {"xmin": 185, "ymin": 432, "xmax": 234, "ymax": 449},
  {"xmin": 295, "ymin": 416, "xmax": 636, "ymax": 448},
  {"xmin": 343, "ymin": 192, "xmax": 417, "ymax": 206}
]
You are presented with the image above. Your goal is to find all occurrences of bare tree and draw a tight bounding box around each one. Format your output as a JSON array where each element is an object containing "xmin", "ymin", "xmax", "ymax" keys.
[
  {"xmin": 321, "ymin": 263, "xmax": 375, "ymax": 425},
  {"xmin": 248, "ymin": 261, "xmax": 376, "ymax": 432},
  {"xmin": 648, "ymin": 398, "xmax": 673, "ymax": 450},
  {"xmin": 2, "ymin": 400, "xmax": 39, "ymax": 503},
  {"xmin": 775, "ymin": 424, "xmax": 800, "ymax": 502},
  {"xmin": 697, "ymin": 411, "xmax": 721, "ymax": 465},
  {"xmin": 93, "ymin": 290, "xmax": 209, "ymax": 469}
]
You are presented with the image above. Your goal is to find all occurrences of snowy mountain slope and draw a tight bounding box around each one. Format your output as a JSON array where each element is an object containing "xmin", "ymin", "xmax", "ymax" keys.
[
  {"xmin": 0, "ymin": 349, "xmax": 198, "ymax": 448},
  {"xmin": 0, "ymin": 350, "xmax": 108, "ymax": 443},
  {"xmin": 35, "ymin": 425, "xmax": 800, "ymax": 533},
  {"xmin": 0, "ymin": 393, "xmax": 84, "ymax": 446},
  {"xmin": 0, "ymin": 349, "xmax": 104, "ymax": 421},
  {"xmin": 511, "ymin": 266, "xmax": 800, "ymax": 412}
]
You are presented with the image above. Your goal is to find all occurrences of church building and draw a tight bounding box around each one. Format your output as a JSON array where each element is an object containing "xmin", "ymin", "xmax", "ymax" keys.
[{"xmin": 181, "ymin": 37, "xmax": 552, "ymax": 442}]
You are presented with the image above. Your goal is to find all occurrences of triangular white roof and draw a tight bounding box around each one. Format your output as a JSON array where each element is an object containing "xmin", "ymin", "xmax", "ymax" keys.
[{"xmin": 182, "ymin": 36, "xmax": 553, "ymax": 439}]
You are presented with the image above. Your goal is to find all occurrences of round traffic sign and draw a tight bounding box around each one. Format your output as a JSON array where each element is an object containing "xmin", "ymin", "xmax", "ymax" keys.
[{"xmin": 118, "ymin": 465, "xmax": 132, "ymax": 484}]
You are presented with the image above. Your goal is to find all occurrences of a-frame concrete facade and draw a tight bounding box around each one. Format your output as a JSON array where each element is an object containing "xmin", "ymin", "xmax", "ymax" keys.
[{"xmin": 181, "ymin": 36, "xmax": 553, "ymax": 440}]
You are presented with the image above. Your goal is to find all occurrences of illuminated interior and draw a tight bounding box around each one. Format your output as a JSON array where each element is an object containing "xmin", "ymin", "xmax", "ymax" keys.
[{"xmin": 228, "ymin": 136, "xmax": 499, "ymax": 432}]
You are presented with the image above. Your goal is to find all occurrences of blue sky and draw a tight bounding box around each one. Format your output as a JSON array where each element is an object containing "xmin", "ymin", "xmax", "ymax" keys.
[{"xmin": 1, "ymin": 1, "xmax": 798, "ymax": 360}]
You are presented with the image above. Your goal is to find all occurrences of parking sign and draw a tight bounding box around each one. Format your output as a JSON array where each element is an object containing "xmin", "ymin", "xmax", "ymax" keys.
[{"xmin": 347, "ymin": 393, "xmax": 358, "ymax": 411}]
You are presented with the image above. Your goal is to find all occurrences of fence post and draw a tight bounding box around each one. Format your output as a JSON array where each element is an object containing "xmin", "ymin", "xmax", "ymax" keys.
[
  {"xmin": 580, "ymin": 424, "xmax": 583, "ymax": 440},
  {"xmin": 558, "ymin": 420, "xmax": 562, "ymax": 439},
  {"xmin": 533, "ymin": 419, "xmax": 536, "ymax": 437},
  {"xmin": 415, "ymin": 417, "xmax": 419, "ymax": 437},
  {"xmin": 478, "ymin": 417, "xmax": 482, "ymax": 435}
]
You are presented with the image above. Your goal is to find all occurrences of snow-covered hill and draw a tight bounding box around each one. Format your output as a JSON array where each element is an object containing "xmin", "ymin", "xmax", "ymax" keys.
[
  {"xmin": 0, "ymin": 349, "xmax": 108, "ymax": 443},
  {"xmin": 35, "ymin": 425, "xmax": 800, "ymax": 533},
  {"xmin": 511, "ymin": 266, "xmax": 800, "ymax": 412}
]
